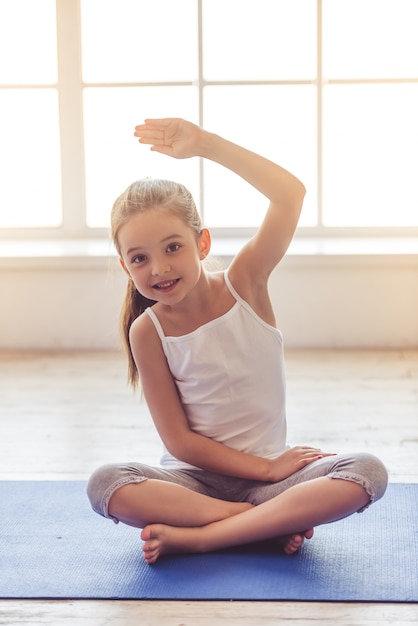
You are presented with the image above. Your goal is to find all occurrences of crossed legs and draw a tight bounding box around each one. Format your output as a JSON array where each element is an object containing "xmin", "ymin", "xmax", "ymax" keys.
[
  {"xmin": 108, "ymin": 476, "xmax": 370, "ymax": 564},
  {"xmin": 89, "ymin": 453, "xmax": 387, "ymax": 564}
]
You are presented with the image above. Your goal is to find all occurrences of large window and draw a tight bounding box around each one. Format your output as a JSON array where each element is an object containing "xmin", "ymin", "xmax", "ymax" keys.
[{"xmin": 1, "ymin": 0, "xmax": 417, "ymax": 238}]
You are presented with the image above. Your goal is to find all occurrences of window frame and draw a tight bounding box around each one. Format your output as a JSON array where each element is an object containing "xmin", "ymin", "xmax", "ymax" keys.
[{"xmin": 1, "ymin": 0, "xmax": 417, "ymax": 241}]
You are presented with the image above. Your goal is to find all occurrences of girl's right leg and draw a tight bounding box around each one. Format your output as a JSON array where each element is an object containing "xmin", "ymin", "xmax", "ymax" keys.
[
  {"xmin": 108, "ymin": 479, "xmax": 252, "ymax": 528},
  {"xmin": 86, "ymin": 462, "xmax": 252, "ymax": 529}
]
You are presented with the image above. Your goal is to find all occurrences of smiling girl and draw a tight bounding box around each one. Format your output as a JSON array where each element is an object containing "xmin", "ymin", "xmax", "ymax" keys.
[{"xmin": 87, "ymin": 118, "xmax": 387, "ymax": 564}]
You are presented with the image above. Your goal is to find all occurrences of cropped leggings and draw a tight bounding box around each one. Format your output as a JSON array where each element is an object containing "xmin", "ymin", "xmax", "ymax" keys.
[{"xmin": 87, "ymin": 452, "xmax": 388, "ymax": 525}]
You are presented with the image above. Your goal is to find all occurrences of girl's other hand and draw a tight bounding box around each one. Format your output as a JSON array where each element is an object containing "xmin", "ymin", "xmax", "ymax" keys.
[
  {"xmin": 134, "ymin": 117, "xmax": 204, "ymax": 159},
  {"xmin": 267, "ymin": 446, "xmax": 336, "ymax": 482}
]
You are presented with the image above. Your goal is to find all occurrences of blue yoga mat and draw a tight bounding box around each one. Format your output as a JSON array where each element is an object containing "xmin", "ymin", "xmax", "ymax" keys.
[{"xmin": 0, "ymin": 481, "xmax": 417, "ymax": 601}]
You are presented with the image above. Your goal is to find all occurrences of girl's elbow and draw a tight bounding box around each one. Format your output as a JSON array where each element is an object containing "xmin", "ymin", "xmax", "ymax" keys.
[
  {"xmin": 165, "ymin": 439, "xmax": 192, "ymax": 463},
  {"xmin": 294, "ymin": 183, "xmax": 306, "ymax": 217},
  {"xmin": 297, "ymin": 181, "xmax": 307, "ymax": 204}
]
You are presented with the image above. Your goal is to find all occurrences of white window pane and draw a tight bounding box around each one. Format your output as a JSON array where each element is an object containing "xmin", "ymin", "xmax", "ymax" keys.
[
  {"xmin": 0, "ymin": 90, "xmax": 62, "ymax": 227},
  {"xmin": 323, "ymin": 84, "xmax": 418, "ymax": 227},
  {"xmin": 202, "ymin": 0, "xmax": 316, "ymax": 81},
  {"xmin": 203, "ymin": 86, "xmax": 317, "ymax": 227},
  {"xmin": 323, "ymin": 0, "xmax": 418, "ymax": 79},
  {"xmin": 84, "ymin": 87, "xmax": 199, "ymax": 228},
  {"xmin": 81, "ymin": 0, "xmax": 197, "ymax": 83},
  {"xmin": 0, "ymin": 0, "xmax": 57, "ymax": 84}
]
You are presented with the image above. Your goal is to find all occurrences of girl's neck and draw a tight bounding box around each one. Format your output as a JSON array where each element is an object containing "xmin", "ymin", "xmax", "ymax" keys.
[{"xmin": 153, "ymin": 270, "xmax": 235, "ymax": 337}]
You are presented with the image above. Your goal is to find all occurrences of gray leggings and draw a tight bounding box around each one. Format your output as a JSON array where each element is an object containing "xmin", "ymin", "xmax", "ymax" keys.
[{"xmin": 87, "ymin": 452, "xmax": 388, "ymax": 524}]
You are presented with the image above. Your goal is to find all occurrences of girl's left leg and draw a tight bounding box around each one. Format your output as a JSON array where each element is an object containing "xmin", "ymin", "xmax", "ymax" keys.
[
  {"xmin": 141, "ymin": 452, "xmax": 388, "ymax": 564},
  {"xmin": 141, "ymin": 476, "xmax": 368, "ymax": 563}
]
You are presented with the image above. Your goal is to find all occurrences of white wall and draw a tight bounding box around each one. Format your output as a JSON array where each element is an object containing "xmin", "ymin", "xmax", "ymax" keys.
[
  {"xmin": 269, "ymin": 255, "xmax": 418, "ymax": 348},
  {"xmin": 1, "ymin": 243, "xmax": 417, "ymax": 349}
]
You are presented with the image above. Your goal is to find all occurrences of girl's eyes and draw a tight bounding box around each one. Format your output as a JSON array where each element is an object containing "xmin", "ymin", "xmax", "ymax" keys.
[
  {"xmin": 131, "ymin": 244, "xmax": 181, "ymax": 264},
  {"xmin": 132, "ymin": 254, "xmax": 147, "ymax": 264},
  {"xmin": 167, "ymin": 243, "xmax": 181, "ymax": 253}
]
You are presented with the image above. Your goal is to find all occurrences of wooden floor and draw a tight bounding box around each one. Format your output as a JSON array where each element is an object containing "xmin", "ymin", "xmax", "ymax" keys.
[{"xmin": 1, "ymin": 349, "xmax": 417, "ymax": 625}]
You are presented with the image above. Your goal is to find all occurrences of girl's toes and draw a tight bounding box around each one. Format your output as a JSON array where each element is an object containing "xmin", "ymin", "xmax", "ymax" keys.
[
  {"xmin": 283, "ymin": 534, "xmax": 304, "ymax": 555},
  {"xmin": 304, "ymin": 528, "xmax": 314, "ymax": 540}
]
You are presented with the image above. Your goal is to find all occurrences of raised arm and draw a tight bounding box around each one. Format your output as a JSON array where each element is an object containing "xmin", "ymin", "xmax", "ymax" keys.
[{"xmin": 134, "ymin": 118, "xmax": 306, "ymax": 286}]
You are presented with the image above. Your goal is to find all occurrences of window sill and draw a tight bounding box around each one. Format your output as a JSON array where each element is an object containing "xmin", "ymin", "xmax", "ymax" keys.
[{"xmin": 0, "ymin": 237, "xmax": 417, "ymax": 269}]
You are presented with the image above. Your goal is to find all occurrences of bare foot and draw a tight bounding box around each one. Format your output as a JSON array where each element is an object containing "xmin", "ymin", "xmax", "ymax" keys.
[
  {"xmin": 141, "ymin": 524, "xmax": 202, "ymax": 564},
  {"xmin": 277, "ymin": 528, "xmax": 314, "ymax": 555},
  {"xmin": 140, "ymin": 524, "xmax": 314, "ymax": 564}
]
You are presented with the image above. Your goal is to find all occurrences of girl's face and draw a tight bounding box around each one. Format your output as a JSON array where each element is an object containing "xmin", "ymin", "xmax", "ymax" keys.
[{"xmin": 118, "ymin": 207, "xmax": 210, "ymax": 305}]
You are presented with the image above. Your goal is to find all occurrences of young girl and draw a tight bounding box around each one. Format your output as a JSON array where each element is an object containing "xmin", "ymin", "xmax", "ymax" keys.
[{"xmin": 87, "ymin": 118, "xmax": 388, "ymax": 564}]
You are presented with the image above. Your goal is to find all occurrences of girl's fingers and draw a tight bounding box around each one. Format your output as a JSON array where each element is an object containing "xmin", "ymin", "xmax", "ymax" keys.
[
  {"xmin": 134, "ymin": 119, "xmax": 176, "ymax": 136},
  {"xmin": 298, "ymin": 447, "xmax": 335, "ymax": 456},
  {"xmin": 300, "ymin": 450, "xmax": 335, "ymax": 463},
  {"xmin": 135, "ymin": 118, "xmax": 170, "ymax": 129},
  {"xmin": 134, "ymin": 130, "xmax": 164, "ymax": 141},
  {"xmin": 138, "ymin": 137, "xmax": 166, "ymax": 147},
  {"xmin": 134, "ymin": 128, "xmax": 163, "ymax": 136},
  {"xmin": 143, "ymin": 117, "xmax": 172, "ymax": 125}
]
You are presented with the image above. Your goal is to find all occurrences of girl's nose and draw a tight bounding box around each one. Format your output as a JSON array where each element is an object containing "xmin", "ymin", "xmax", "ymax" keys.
[{"xmin": 151, "ymin": 261, "xmax": 170, "ymax": 276}]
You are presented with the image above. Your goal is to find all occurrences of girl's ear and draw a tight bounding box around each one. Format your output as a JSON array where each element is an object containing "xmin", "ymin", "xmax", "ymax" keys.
[
  {"xmin": 119, "ymin": 257, "xmax": 131, "ymax": 277},
  {"xmin": 199, "ymin": 228, "xmax": 211, "ymax": 259}
]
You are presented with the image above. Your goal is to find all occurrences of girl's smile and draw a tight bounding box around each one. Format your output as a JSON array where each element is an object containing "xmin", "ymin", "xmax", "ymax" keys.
[{"xmin": 152, "ymin": 278, "xmax": 181, "ymax": 293}]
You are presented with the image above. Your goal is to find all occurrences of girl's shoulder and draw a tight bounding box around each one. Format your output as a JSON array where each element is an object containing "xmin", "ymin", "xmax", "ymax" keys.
[{"xmin": 129, "ymin": 307, "xmax": 163, "ymax": 352}]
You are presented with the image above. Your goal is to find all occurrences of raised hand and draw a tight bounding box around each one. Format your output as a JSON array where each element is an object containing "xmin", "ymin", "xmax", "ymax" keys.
[
  {"xmin": 134, "ymin": 118, "xmax": 204, "ymax": 159},
  {"xmin": 267, "ymin": 446, "xmax": 336, "ymax": 482}
]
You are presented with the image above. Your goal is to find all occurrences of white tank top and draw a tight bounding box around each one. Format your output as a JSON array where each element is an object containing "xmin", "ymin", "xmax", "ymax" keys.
[{"xmin": 145, "ymin": 270, "xmax": 288, "ymax": 470}]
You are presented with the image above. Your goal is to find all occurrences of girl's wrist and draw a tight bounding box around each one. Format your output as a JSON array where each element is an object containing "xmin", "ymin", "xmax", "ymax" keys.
[
  {"xmin": 256, "ymin": 457, "xmax": 275, "ymax": 482},
  {"xmin": 196, "ymin": 129, "xmax": 219, "ymax": 159}
]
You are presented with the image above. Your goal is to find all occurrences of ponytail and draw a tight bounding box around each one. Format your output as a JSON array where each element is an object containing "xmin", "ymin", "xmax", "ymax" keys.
[{"xmin": 120, "ymin": 278, "xmax": 156, "ymax": 388}]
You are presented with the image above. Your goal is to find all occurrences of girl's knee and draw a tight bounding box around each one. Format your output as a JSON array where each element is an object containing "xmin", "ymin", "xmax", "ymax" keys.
[
  {"xmin": 330, "ymin": 452, "xmax": 388, "ymax": 506},
  {"xmin": 86, "ymin": 463, "xmax": 148, "ymax": 522},
  {"xmin": 86, "ymin": 463, "xmax": 120, "ymax": 518},
  {"xmin": 354, "ymin": 452, "xmax": 388, "ymax": 500}
]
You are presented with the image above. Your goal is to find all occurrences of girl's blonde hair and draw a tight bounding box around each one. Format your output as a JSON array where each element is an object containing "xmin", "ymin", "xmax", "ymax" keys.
[{"xmin": 111, "ymin": 178, "xmax": 203, "ymax": 388}]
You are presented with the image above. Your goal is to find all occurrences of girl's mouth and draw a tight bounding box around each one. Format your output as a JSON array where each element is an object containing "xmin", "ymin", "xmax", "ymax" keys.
[{"xmin": 152, "ymin": 278, "xmax": 180, "ymax": 292}]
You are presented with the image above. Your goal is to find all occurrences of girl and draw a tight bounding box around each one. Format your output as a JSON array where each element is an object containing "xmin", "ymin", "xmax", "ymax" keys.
[{"xmin": 87, "ymin": 118, "xmax": 388, "ymax": 564}]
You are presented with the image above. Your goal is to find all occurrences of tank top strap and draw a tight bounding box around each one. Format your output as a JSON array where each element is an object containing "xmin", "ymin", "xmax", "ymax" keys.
[
  {"xmin": 224, "ymin": 269, "xmax": 246, "ymax": 305},
  {"xmin": 224, "ymin": 269, "xmax": 282, "ymax": 337},
  {"xmin": 144, "ymin": 307, "xmax": 166, "ymax": 341}
]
